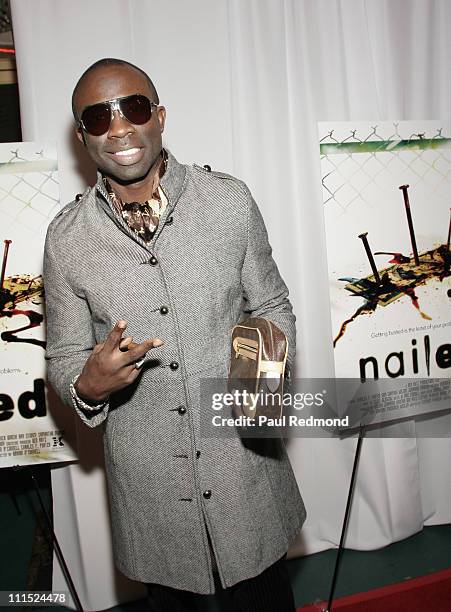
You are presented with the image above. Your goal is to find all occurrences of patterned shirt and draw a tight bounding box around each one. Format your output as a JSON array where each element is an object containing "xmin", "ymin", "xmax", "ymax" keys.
[{"xmin": 102, "ymin": 150, "xmax": 168, "ymax": 243}]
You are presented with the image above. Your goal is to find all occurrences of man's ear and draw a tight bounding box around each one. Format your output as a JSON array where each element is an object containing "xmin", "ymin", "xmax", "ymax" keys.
[
  {"xmin": 76, "ymin": 127, "xmax": 87, "ymax": 146},
  {"xmin": 157, "ymin": 106, "xmax": 166, "ymax": 134}
]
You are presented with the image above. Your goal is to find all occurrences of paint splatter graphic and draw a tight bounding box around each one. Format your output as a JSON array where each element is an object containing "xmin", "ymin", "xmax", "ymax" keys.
[
  {"xmin": 334, "ymin": 187, "xmax": 450, "ymax": 346},
  {"xmin": 1, "ymin": 240, "xmax": 46, "ymax": 349},
  {"xmin": 334, "ymin": 246, "xmax": 450, "ymax": 346}
]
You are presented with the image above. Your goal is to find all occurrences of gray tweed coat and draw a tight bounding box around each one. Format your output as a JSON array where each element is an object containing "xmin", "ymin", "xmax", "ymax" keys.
[{"xmin": 43, "ymin": 150, "xmax": 306, "ymax": 595}]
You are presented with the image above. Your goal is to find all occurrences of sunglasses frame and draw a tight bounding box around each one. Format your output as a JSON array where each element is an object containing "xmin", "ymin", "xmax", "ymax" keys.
[{"xmin": 77, "ymin": 94, "xmax": 158, "ymax": 136}]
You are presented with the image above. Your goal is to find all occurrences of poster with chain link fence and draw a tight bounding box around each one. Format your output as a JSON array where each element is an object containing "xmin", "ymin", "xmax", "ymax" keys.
[
  {"xmin": 318, "ymin": 121, "xmax": 451, "ymax": 430},
  {"xmin": 0, "ymin": 142, "xmax": 78, "ymax": 466}
]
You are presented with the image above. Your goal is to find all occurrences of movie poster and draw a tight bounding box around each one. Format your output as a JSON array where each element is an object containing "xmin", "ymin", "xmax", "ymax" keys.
[
  {"xmin": 0, "ymin": 142, "xmax": 78, "ymax": 466},
  {"xmin": 319, "ymin": 121, "xmax": 451, "ymax": 426}
]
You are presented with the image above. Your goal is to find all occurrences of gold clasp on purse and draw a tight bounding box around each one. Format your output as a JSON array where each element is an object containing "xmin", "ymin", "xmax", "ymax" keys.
[{"xmin": 232, "ymin": 337, "xmax": 259, "ymax": 361}]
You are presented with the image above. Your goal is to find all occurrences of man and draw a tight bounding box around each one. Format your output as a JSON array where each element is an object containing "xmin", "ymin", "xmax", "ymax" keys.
[{"xmin": 44, "ymin": 58, "xmax": 306, "ymax": 611}]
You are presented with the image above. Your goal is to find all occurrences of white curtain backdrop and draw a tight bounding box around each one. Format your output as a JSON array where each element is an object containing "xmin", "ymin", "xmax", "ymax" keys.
[{"xmin": 10, "ymin": 0, "xmax": 451, "ymax": 609}]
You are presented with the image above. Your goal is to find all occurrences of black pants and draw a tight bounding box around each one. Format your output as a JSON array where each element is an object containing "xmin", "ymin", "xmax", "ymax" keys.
[{"xmin": 146, "ymin": 554, "xmax": 296, "ymax": 612}]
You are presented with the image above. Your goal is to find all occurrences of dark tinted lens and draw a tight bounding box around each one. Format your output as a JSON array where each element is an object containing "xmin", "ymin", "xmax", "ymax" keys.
[
  {"xmin": 120, "ymin": 95, "xmax": 152, "ymax": 125},
  {"xmin": 81, "ymin": 103, "xmax": 111, "ymax": 136}
]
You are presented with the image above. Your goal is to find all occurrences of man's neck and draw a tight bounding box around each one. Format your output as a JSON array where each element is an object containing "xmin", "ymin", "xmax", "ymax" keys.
[{"xmin": 105, "ymin": 151, "xmax": 165, "ymax": 203}]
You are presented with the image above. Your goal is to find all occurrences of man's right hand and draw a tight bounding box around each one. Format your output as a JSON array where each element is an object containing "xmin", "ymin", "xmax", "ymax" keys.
[{"xmin": 74, "ymin": 320, "xmax": 163, "ymax": 403}]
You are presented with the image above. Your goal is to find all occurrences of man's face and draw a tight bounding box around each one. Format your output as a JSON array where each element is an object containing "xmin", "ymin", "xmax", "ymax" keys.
[{"xmin": 73, "ymin": 64, "xmax": 166, "ymax": 183}]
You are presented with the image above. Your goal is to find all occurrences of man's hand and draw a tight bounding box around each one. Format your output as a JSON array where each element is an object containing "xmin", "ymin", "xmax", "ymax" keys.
[{"xmin": 74, "ymin": 320, "xmax": 163, "ymax": 403}]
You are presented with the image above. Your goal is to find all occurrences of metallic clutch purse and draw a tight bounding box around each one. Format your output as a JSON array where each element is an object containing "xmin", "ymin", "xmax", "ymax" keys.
[{"xmin": 228, "ymin": 317, "xmax": 288, "ymax": 421}]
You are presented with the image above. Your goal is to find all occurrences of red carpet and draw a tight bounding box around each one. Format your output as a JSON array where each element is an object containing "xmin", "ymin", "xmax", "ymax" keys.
[{"xmin": 298, "ymin": 567, "xmax": 451, "ymax": 611}]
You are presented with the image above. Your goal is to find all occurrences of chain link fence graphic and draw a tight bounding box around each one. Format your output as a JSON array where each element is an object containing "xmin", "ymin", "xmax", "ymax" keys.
[
  {"xmin": 320, "ymin": 123, "xmax": 451, "ymax": 215},
  {"xmin": 0, "ymin": 146, "xmax": 59, "ymax": 239}
]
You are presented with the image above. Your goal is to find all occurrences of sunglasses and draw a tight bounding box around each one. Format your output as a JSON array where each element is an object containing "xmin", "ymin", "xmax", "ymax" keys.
[{"xmin": 78, "ymin": 94, "xmax": 158, "ymax": 136}]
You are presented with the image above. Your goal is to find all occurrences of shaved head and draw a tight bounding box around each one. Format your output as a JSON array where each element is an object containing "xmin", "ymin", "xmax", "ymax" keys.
[
  {"xmin": 72, "ymin": 59, "xmax": 166, "ymax": 189},
  {"xmin": 72, "ymin": 58, "xmax": 159, "ymax": 120}
]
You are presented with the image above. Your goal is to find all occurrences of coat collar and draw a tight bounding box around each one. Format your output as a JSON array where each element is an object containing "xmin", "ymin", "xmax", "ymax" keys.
[{"xmin": 94, "ymin": 148, "xmax": 186, "ymax": 251}]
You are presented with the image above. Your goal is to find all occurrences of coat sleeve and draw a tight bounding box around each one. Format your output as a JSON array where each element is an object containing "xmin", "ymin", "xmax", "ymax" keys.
[
  {"xmin": 240, "ymin": 190, "xmax": 297, "ymax": 373},
  {"xmin": 43, "ymin": 224, "xmax": 110, "ymax": 428}
]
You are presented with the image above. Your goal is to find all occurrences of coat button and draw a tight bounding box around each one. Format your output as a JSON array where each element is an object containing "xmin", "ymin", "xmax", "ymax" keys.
[
  {"xmin": 170, "ymin": 361, "xmax": 179, "ymax": 370},
  {"xmin": 196, "ymin": 450, "xmax": 201, "ymax": 458},
  {"xmin": 149, "ymin": 256, "xmax": 158, "ymax": 266},
  {"xmin": 166, "ymin": 216, "xmax": 174, "ymax": 225},
  {"xmin": 203, "ymin": 164, "xmax": 211, "ymax": 172},
  {"xmin": 160, "ymin": 306, "xmax": 169, "ymax": 315},
  {"xmin": 178, "ymin": 405, "xmax": 187, "ymax": 415},
  {"xmin": 203, "ymin": 490, "xmax": 211, "ymax": 499}
]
